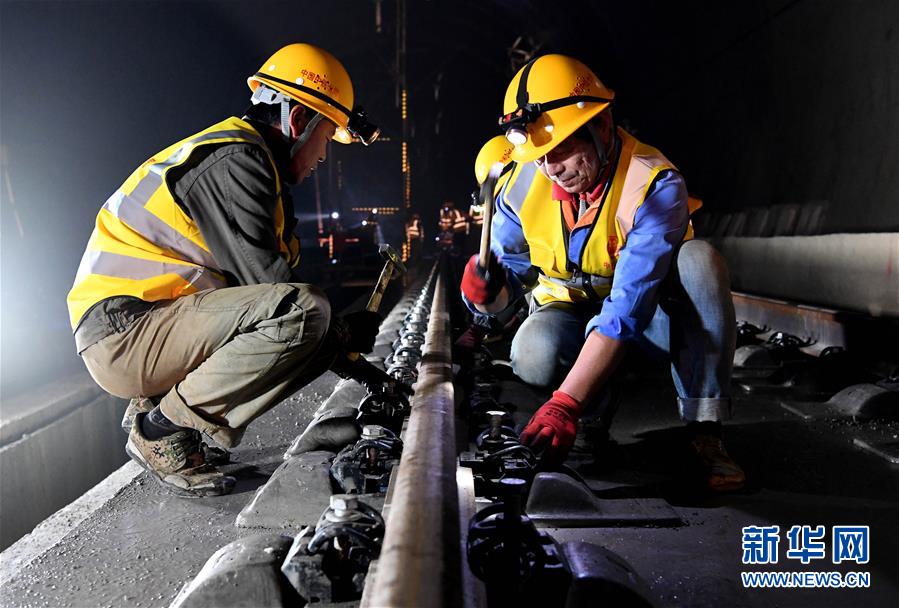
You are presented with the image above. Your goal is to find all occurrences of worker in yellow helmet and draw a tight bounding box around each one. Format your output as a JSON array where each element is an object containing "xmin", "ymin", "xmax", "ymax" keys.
[
  {"xmin": 460, "ymin": 54, "xmax": 744, "ymax": 491},
  {"xmin": 456, "ymin": 136, "xmax": 531, "ymax": 350},
  {"xmin": 474, "ymin": 135, "xmax": 516, "ymax": 190},
  {"xmin": 67, "ymin": 44, "xmax": 388, "ymax": 497},
  {"xmin": 469, "ymin": 135, "xmax": 515, "ymax": 248}
]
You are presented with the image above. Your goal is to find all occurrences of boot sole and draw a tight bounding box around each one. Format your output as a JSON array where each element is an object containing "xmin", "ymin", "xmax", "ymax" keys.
[
  {"xmin": 125, "ymin": 439, "xmax": 235, "ymax": 498},
  {"xmin": 707, "ymin": 474, "xmax": 746, "ymax": 493}
]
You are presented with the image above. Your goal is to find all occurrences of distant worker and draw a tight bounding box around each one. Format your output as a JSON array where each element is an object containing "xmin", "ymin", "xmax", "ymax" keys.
[
  {"xmin": 438, "ymin": 200, "xmax": 467, "ymax": 252},
  {"xmin": 67, "ymin": 44, "xmax": 386, "ymax": 497},
  {"xmin": 405, "ymin": 212, "xmax": 424, "ymax": 261},
  {"xmin": 461, "ymin": 54, "xmax": 744, "ymax": 491}
]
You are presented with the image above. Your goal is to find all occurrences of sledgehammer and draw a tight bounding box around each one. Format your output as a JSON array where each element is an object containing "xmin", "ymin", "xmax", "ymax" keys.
[
  {"xmin": 344, "ymin": 244, "xmax": 406, "ymax": 364},
  {"xmin": 367, "ymin": 244, "xmax": 407, "ymax": 313},
  {"xmin": 477, "ymin": 163, "xmax": 504, "ymax": 270}
]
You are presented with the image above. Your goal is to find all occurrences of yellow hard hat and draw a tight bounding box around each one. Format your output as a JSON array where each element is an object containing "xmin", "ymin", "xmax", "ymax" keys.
[
  {"xmin": 499, "ymin": 54, "xmax": 614, "ymax": 163},
  {"xmin": 248, "ymin": 44, "xmax": 379, "ymax": 145},
  {"xmin": 474, "ymin": 135, "xmax": 515, "ymax": 185}
]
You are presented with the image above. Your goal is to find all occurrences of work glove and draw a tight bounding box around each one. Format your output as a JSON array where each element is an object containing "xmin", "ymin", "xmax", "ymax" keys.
[
  {"xmin": 461, "ymin": 253, "xmax": 505, "ymax": 305},
  {"xmin": 453, "ymin": 324, "xmax": 487, "ymax": 352},
  {"xmin": 520, "ymin": 390, "xmax": 585, "ymax": 464},
  {"xmin": 340, "ymin": 310, "xmax": 383, "ymax": 354}
]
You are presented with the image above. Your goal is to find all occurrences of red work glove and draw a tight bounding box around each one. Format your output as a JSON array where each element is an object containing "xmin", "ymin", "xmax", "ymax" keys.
[
  {"xmin": 461, "ymin": 253, "xmax": 505, "ymax": 305},
  {"xmin": 453, "ymin": 324, "xmax": 487, "ymax": 352},
  {"xmin": 520, "ymin": 390, "xmax": 585, "ymax": 464}
]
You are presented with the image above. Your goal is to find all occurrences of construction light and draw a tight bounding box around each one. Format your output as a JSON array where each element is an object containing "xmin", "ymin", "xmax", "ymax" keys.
[{"xmin": 347, "ymin": 106, "xmax": 381, "ymax": 146}]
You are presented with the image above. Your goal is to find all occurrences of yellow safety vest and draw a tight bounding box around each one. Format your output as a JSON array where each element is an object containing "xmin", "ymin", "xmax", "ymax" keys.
[
  {"xmin": 501, "ymin": 128, "xmax": 698, "ymax": 305},
  {"xmin": 469, "ymin": 205, "xmax": 484, "ymax": 226},
  {"xmin": 67, "ymin": 116, "xmax": 300, "ymax": 329},
  {"xmin": 452, "ymin": 210, "xmax": 468, "ymax": 233},
  {"xmin": 406, "ymin": 219, "xmax": 423, "ymax": 239},
  {"xmin": 439, "ymin": 209, "xmax": 463, "ymax": 231}
]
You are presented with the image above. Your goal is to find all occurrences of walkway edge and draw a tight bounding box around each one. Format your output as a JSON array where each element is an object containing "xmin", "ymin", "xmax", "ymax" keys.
[{"xmin": 0, "ymin": 461, "xmax": 141, "ymax": 585}]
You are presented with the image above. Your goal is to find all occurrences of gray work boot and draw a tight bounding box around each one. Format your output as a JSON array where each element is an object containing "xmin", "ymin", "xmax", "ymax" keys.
[
  {"xmin": 122, "ymin": 397, "xmax": 230, "ymax": 465},
  {"xmin": 126, "ymin": 413, "xmax": 236, "ymax": 497}
]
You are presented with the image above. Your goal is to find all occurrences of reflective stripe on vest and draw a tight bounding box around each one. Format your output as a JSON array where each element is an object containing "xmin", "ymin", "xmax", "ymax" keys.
[
  {"xmin": 510, "ymin": 128, "xmax": 688, "ymax": 305},
  {"xmin": 500, "ymin": 162, "xmax": 538, "ymax": 216},
  {"xmin": 406, "ymin": 220, "xmax": 422, "ymax": 239},
  {"xmin": 67, "ymin": 117, "xmax": 299, "ymax": 329},
  {"xmin": 452, "ymin": 210, "xmax": 467, "ymax": 231},
  {"xmin": 76, "ymin": 249, "xmax": 224, "ymax": 291}
]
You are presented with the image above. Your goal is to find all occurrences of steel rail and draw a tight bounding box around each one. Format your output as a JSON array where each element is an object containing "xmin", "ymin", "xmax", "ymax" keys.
[{"xmin": 363, "ymin": 263, "xmax": 465, "ymax": 608}]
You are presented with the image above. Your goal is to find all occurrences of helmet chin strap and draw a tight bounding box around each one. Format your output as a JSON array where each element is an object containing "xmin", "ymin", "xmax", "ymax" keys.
[
  {"xmin": 250, "ymin": 85, "xmax": 322, "ymax": 157},
  {"xmin": 290, "ymin": 112, "xmax": 323, "ymax": 157}
]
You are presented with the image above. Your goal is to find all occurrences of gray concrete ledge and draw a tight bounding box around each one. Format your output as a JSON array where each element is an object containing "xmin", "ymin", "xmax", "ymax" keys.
[
  {"xmin": 0, "ymin": 461, "xmax": 141, "ymax": 586},
  {"xmin": 1, "ymin": 371, "xmax": 102, "ymax": 447},
  {"xmin": 0, "ymin": 372, "xmax": 129, "ymax": 550},
  {"xmin": 712, "ymin": 233, "xmax": 899, "ymax": 317}
]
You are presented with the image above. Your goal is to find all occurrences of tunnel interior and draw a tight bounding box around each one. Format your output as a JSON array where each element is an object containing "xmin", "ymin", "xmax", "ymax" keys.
[{"xmin": 0, "ymin": 1, "xmax": 897, "ymax": 607}]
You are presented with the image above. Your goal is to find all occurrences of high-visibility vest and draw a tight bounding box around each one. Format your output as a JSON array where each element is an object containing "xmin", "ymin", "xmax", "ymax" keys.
[
  {"xmin": 438, "ymin": 209, "xmax": 457, "ymax": 231},
  {"xmin": 469, "ymin": 204, "xmax": 484, "ymax": 226},
  {"xmin": 501, "ymin": 128, "xmax": 698, "ymax": 306},
  {"xmin": 406, "ymin": 219, "xmax": 423, "ymax": 240},
  {"xmin": 67, "ymin": 117, "xmax": 300, "ymax": 329},
  {"xmin": 451, "ymin": 209, "xmax": 468, "ymax": 233}
]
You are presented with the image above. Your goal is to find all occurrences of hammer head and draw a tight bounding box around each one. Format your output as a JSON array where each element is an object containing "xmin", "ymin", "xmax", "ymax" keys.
[{"xmin": 378, "ymin": 244, "xmax": 407, "ymax": 275}]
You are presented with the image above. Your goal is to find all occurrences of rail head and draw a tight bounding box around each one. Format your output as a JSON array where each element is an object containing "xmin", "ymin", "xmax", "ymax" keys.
[{"xmin": 363, "ymin": 266, "xmax": 464, "ymax": 608}]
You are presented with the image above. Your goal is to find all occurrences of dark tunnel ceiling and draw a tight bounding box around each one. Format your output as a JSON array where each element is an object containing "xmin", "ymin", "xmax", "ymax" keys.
[{"xmin": 3, "ymin": 0, "xmax": 855, "ymax": 230}]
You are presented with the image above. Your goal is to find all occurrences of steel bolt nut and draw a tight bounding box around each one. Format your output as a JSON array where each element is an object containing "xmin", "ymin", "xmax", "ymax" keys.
[
  {"xmin": 362, "ymin": 425, "xmax": 386, "ymax": 440},
  {"xmin": 330, "ymin": 494, "xmax": 358, "ymax": 513}
]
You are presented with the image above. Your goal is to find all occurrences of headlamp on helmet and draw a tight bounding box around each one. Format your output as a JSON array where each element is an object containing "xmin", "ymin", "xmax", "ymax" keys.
[
  {"xmin": 347, "ymin": 106, "xmax": 380, "ymax": 146},
  {"xmin": 499, "ymin": 96, "xmax": 612, "ymax": 146}
]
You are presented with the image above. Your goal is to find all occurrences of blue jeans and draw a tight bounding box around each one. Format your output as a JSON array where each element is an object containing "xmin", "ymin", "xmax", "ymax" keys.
[{"xmin": 509, "ymin": 240, "xmax": 736, "ymax": 423}]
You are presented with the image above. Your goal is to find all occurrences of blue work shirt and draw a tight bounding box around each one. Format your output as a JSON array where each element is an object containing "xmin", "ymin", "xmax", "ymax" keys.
[{"xmin": 481, "ymin": 166, "xmax": 689, "ymax": 342}]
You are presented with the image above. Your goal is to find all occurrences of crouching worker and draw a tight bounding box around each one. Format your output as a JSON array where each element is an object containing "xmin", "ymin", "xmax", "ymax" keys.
[
  {"xmin": 66, "ymin": 44, "xmax": 383, "ymax": 497},
  {"xmin": 461, "ymin": 55, "xmax": 745, "ymax": 491}
]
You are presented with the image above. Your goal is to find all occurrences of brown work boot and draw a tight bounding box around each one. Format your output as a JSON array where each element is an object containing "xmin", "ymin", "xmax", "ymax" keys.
[
  {"xmin": 691, "ymin": 434, "xmax": 746, "ymax": 492},
  {"xmin": 126, "ymin": 413, "xmax": 235, "ymax": 497},
  {"xmin": 121, "ymin": 398, "xmax": 230, "ymax": 465},
  {"xmin": 121, "ymin": 397, "xmax": 154, "ymax": 433}
]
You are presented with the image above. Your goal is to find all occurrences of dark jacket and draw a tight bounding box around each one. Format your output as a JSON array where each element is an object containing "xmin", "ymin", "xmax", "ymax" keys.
[{"xmin": 75, "ymin": 118, "xmax": 297, "ymax": 352}]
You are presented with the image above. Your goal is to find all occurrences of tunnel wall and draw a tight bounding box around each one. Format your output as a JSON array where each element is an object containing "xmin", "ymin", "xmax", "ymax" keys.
[
  {"xmin": 630, "ymin": 0, "xmax": 899, "ymax": 234},
  {"xmin": 0, "ymin": 373, "xmax": 128, "ymax": 551}
]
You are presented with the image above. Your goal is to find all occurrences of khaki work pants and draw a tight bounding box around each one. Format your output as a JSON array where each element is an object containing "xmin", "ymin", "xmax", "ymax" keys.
[{"xmin": 81, "ymin": 283, "xmax": 334, "ymax": 448}]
